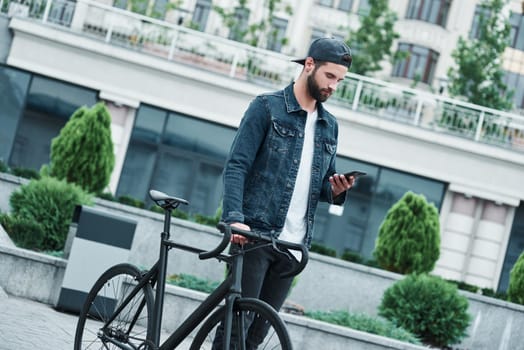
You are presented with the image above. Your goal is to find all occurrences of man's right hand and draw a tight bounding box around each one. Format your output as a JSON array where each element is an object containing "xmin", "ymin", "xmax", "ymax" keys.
[{"xmin": 230, "ymin": 222, "xmax": 251, "ymax": 245}]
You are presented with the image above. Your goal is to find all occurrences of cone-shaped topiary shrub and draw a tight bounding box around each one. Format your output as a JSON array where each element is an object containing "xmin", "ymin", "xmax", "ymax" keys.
[
  {"xmin": 508, "ymin": 250, "xmax": 524, "ymax": 305},
  {"xmin": 379, "ymin": 273, "xmax": 471, "ymax": 348},
  {"xmin": 9, "ymin": 176, "xmax": 92, "ymax": 251},
  {"xmin": 374, "ymin": 191, "xmax": 440, "ymax": 274},
  {"xmin": 49, "ymin": 102, "xmax": 115, "ymax": 194}
]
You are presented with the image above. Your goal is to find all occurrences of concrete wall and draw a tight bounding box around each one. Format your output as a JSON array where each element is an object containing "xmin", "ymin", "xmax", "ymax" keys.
[
  {"xmin": 0, "ymin": 244, "xmax": 66, "ymax": 304},
  {"xmin": 0, "ymin": 15, "xmax": 12, "ymax": 63}
]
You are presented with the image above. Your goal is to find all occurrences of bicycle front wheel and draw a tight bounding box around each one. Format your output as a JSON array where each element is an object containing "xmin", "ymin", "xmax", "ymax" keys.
[
  {"xmin": 74, "ymin": 263, "xmax": 154, "ymax": 350},
  {"xmin": 190, "ymin": 298, "xmax": 292, "ymax": 350}
]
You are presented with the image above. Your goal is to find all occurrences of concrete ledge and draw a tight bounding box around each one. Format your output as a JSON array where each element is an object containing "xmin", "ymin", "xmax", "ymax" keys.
[
  {"xmin": 159, "ymin": 284, "xmax": 428, "ymax": 350},
  {"xmin": 0, "ymin": 244, "xmax": 66, "ymax": 304}
]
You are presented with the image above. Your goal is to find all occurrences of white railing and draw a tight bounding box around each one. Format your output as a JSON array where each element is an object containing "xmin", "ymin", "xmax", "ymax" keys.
[{"xmin": 3, "ymin": 0, "xmax": 524, "ymax": 152}]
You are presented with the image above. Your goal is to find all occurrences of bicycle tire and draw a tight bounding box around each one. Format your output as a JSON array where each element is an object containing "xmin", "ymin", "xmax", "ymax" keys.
[
  {"xmin": 74, "ymin": 263, "xmax": 155, "ymax": 350},
  {"xmin": 190, "ymin": 298, "xmax": 292, "ymax": 350}
]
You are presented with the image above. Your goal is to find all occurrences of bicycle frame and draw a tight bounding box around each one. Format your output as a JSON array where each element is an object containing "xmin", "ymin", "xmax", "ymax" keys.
[
  {"xmin": 102, "ymin": 207, "xmax": 245, "ymax": 350},
  {"xmin": 96, "ymin": 190, "xmax": 308, "ymax": 350}
]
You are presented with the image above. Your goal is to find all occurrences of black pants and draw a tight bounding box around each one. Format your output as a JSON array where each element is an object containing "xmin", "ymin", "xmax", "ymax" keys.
[{"xmin": 212, "ymin": 243, "xmax": 297, "ymax": 349}]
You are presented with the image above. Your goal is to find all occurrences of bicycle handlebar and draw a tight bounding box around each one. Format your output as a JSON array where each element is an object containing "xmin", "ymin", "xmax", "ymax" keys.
[
  {"xmin": 197, "ymin": 223, "xmax": 232, "ymax": 260},
  {"xmin": 207, "ymin": 222, "xmax": 309, "ymax": 278}
]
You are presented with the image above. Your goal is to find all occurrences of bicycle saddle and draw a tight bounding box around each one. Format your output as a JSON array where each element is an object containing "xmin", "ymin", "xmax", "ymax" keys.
[{"xmin": 149, "ymin": 189, "xmax": 189, "ymax": 209}]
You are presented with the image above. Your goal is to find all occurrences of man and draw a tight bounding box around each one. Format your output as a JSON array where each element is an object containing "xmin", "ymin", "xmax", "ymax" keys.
[{"xmin": 221, "ymin": 37, "xmax": 355, "ymax": 347}]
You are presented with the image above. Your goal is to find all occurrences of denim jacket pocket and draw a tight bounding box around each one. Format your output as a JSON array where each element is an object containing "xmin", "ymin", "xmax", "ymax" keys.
[
  {"xmin": 324, "ymin": 141, "xmax": 336, "ymax": 154},
  {"xmin": 270, "ymin": 119, "xmax": 296, "ymax": 152}
]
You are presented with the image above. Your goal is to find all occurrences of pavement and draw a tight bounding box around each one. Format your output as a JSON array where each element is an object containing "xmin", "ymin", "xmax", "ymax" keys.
[
  {"xmin": 0, "ymin": 289, "xmax": 78, "ymax": 350},
  {"xmin": 0, "ymin": 288, "xmax": 192, "ymax": 350}
]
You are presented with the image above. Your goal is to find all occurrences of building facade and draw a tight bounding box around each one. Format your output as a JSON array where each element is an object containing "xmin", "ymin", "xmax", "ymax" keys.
[{"xmin": 0, "ymin": 0, "xmax": 523, "ymax": 293}]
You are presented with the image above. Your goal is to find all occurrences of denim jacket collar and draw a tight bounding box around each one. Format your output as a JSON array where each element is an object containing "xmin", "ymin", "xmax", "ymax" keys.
[{"xmin": 283, "ymin": 83, "xmax": 329, "ymax": 122}]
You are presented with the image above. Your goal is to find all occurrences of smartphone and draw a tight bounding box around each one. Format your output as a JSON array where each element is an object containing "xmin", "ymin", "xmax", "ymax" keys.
[{"xmin": 343, "ymin": 171, "xmax": 367, "ymax": 179}]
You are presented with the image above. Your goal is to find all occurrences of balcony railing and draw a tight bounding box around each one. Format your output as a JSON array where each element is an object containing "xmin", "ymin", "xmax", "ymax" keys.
[{"xmin": 2, "ymin": 0, "xmax": 524, "ymax": 152}]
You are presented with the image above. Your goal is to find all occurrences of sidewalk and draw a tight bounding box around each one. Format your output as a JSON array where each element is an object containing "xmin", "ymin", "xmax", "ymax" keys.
[
  {"xmin": 0, "ymin": 288, "xmax": 191, "ymax": 350},
  {"xmin": 0, "ymin": 289, "xmax": 77, "ymax": 350}
]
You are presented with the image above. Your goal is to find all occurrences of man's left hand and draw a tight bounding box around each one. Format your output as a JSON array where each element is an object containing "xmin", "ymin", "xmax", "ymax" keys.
[{"xmin": 329, "ymin": 173, "xmax": 355, "ymax": 198}]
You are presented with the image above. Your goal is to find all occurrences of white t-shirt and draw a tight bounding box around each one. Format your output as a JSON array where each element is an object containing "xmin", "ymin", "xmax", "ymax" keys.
[{"xmin": 279, "ymin": 109, "xmax": 317, "ymax": 249}]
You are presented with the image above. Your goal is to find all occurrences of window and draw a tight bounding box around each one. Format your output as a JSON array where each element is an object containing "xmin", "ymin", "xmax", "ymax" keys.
[
  {"xmin": 338, "ymin": 0, "xmax": 354, "ymax": 12},
  {"xmin": 266, "ymin": 17, "xmax": 288, "ymax": 52},
  {"xmin": 318, "ymin": 0, "xmax": 334, "ymax": 7},
  {"xmin": 0, "ymin": 66, "xmax": 31, "ymax": 163},
  {"xmin": 117, "ymin": 106, "xmax": 236, "ymax": 217},
  {"xmin": 504, "ymin": 71, "xmax": 524, "ymax": 109},
  {"xmin": 48, "ymin": 0, "xmax": 76, "ymax": 26},
  {"xmin": 228, "ymin": 7, "xmax": 250, "ymax": 42},
  {"xmin": 313, "ymin": 157, "xmax": 445, "ymax": 258},
  {"xmin": 9, "ymin": 76, "xmax": 98, "ymax": 170},
  {"xmin": 392, "ymin": 43, "xmax": 439, "ymax": 84},
  {"xmin": 357, "ymin": 0, "xmax": 370, "ymax": 16},
  {"xmin": 113, "ymin": 0, "xmax": 127, "ymax": 9},
  {"xmin": 192, "ymin": 0, "xmax": 212, "ymax": 32},
  {"xmin": 406, "ymin": 0, "xmax": 451, "ymax": 27},
  {"xmin": 151, "ymin": 0, "xmax": 169, "ymax": 19},
  {"xmin": 509, "ymin": 12, "xmax": 524, "ymax": 50},
  {"xmin": 498, "ymin": 202, "xmax": 524, "ymax": 292},
  {"xmin": 311, "ymin": 28, "xmax": 326, "ymax": 42},
  {"xmin": 469, "ymin": 4, "xmax": 490, "ymax": 39}
]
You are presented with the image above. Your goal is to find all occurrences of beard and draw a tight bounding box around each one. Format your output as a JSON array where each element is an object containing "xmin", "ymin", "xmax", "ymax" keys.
[{"xmin": 307, "ymin": 68, "xmax": 331, "ymax": 102}]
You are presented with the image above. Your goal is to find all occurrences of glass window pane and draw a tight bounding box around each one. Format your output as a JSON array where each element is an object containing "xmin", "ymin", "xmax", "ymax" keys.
[
  {"xmin": 117, "ymin": 142, "xmax": 158, "ymax": 200},
  {"xmin": 119, "ymin": 107, "xmax": 236, "ymax": 216},
  {"xmin": 116, "ymin": 105, "xmax": 166, "ymax": 200},
  {"xmin": 359, "ymin": 168, "xmax": 445, "ymax": 257},
  {"xmin": 9, "ymin": 75, "xmax": 97, "ymax": 170},
  {"xmin": 357, "ymin": 0, "xmax": 370, "ymax": 15},
  {"xmin": 163, "ymin": 113, "xmax": 234, "ymax": 161},
  {"xmin": 192, "ymin": 0, "xmax": 211, "ymax": 32},
  {"xmin": 313, "ymin": 157, "xmax": 445, "ymax": 259},
  {"xmin": 498, "ymin": 202, "xmax": 524, "ymax": 292},
  {"xmin": 392, "ymin": 43, "xmax": 439, "ymax": 84},
  {"xmin": 338, "ymin": 0, "xmax": 353, "ymax": 11},
  {"xmin": 318, "ymin": 0, "xmax": 334, "ymax": 7},
  {"xmin": 0, "ymin": 66, "xmax": 30, "ymax": 163},
  {"xmin": 266, "ymin": 17, "xmax": 287, "ymax": 52},
  {"xmin": 152, "ymin": 0, "xmax": 168, "ymax": 19},
  {"xmin": 133, "ymin": 105, "xmax": 167, "ymax": 144}
]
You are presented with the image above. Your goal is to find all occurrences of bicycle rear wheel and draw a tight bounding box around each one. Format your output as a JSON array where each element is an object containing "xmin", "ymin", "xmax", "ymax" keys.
[
  {"xmin": 190, "ymin": 298, "xmax": 292, "ymax": 350},
  {"xmin": 74, "ymin": 263, "xmax": 154, "ymax": 350}
]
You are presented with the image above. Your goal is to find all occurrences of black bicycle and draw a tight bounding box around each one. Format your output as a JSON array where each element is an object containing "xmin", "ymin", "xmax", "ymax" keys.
[{"xmin": 74, "ymin": 189, "xmax": 308, "ymax": 350}]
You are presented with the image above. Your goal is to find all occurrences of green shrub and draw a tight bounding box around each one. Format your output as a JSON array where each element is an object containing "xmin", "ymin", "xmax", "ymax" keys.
[
  {"xmin": 149, "ymin": 204, "xmax": 190, "ymax": 220},
  {"xmin": 0, "ymin": 213, "xmax": 45, "ymax": 250},
  {"xmin": 379, "ymin": 274, "xmax": 470, "ymax": 348},
  {"xmin": 117, "ymin": 195, "xmax": 145, "ymax": 208},
  {"xmin": 374, "ymin": 191, "xmax": 440, "ymax": 274},
  {"xmin": 49, "ymin": 102, "xmax": 115, "ymax": 194},
  {"xmin": 305, "ymin": 310, "xmax": 420, "ymax": 345},
  {"xmin": 340, "ymin": 249, "xmax": 364, "ymax": 264},
  {"xmin": 193, "ymin": 213, "xmax": 220, "ymax": 227},
  {"xmin": 11, "ymin": 167, "xmax": 41, "ymax": 180},
  {"xmin": 0, "ymin": 160, "xmax": 8, "ymax": 173},
  {"xmin": 446, "ymin": 279, "xmax": 479, "ymax": 293},
  {"xmin": 481, "ymin": 288, "xmax": 507, "ymax": 300},
  {"xmin": 9, "ymin": 177, "xmax": 92, "ymax": 251},
  {"xmin": 167, "ymin": 273, "xmax": 220, "ymax": 293},
  {"xmin": 508, "ymin": 251, "xmax": 524, "ymax": 305},
  {"xmin": 172, "ymin": 209, "xmax": 190, "ymax": 220},
  {"xmin": 310, "ymin": 242, "xmax": 337, "ymax": 257},
  {"xmin": 97, "ymin": 192, "xmax": 115, "ymax": 201}
]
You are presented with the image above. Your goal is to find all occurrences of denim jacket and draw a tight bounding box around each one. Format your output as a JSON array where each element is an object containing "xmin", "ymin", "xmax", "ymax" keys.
[{"xmin": 222, "ymin": 83, "xmax": 345, "ymax": 248}]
